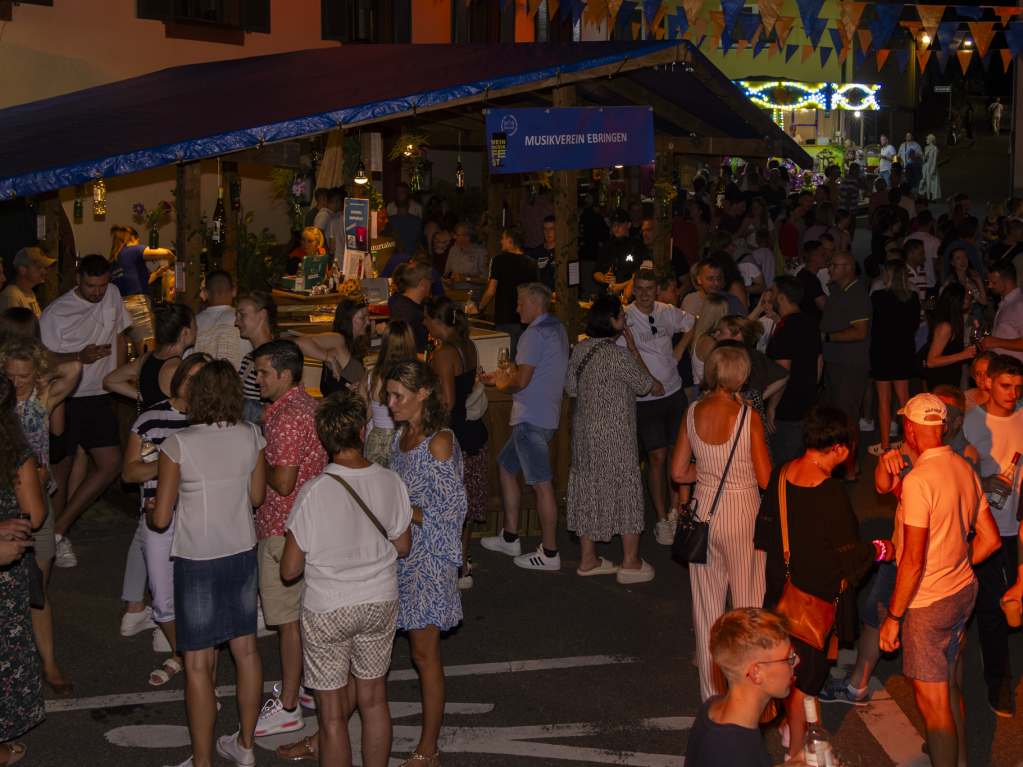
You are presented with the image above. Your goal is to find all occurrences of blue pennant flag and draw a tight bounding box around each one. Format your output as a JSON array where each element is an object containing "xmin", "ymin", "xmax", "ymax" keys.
[
  {"xmin": 955, "ymin": 6, "xmax": 983, "ymax": 21},
  {"xmin": 935, "ymin": 51, "xmax": 951, "ymax": 73},
  {"xmin": 573, "ymin": 1, "xmax": 585, "ymax": 25},
  {"xmin": 872, "ymin": 3, "xmax": 903, "ymax": 48},
  {"xmin": 795, "ymin": 0, "xmax": 826, "ymax": 37},
  {"xmin": 855, "ymin": 47, "xmax": 868, "ymax": 69},
  {"xmin": 820, "ymin": 46, "xmax": 832, "ymax": 66},
  {"xmin": 786, "ymin": 44, "xmax": 800, "ymax": 63},
  {"xmin": 1007, "ymin": 22, "xmax": 1023, "ymax": 58},
  {"xmin": 500, "ymin": 0, "xmax": 514, "ymax": 10},
  {"xmin": 721, "ymin": 0, "xmax": 745, "ymax": 36},
  {"xmin": 891, "ymin": 27, "xmax": 906, "ymax": 39},
  {"xmin": 935, "ymin": 21, "xmax": 960, "ymax": 54},
  {"xmin": 560, "ymin": 0, "xmax": 575, "ymax": 21},
  {"xmin": 642, "ymin": 0, "xmax": 661, "ymax": 27},
  {"xmin": 668, "ymin": 10, "xmax": 689, "ymax": 39},
  {"xmin": 753, "ymin": 41, "xmax": 768, "ymax": 57},
  {"xmin": 618, "ymin": 1, "xmax": 637, "ymax": 30},
  {"xmin": 741, "ymin": 12, "xmax": 762, "ymax": 41},
  {"xmin": 829, "ymin": 28, "xmax": 844, "ymax": 51},
  {"xmin": 722, "ymin": 36, "xmax": 736, "ymax": 54},
  {"xmin": 895, "ymin": 49, "xmax": 911, "ymax": 72},
  {"xmin": 806, "ymin": 17, "xmax": 828, "ymax": 49},
  {"xmin": 980, "ymin": 51, "xmax": 993, "ymax": 71}
]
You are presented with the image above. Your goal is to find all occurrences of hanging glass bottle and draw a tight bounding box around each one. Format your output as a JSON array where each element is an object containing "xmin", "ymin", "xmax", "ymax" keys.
[
  {"xmin": 613, "ymin": 187, "xmax": 623, "ymax": 209},
  {"xmin": 92, "ymin": 178, "xmax": 106, "ymax": 216},
  {"xmin": 529, "ymin": 184, "xmax": 538, "ymax": 204},
  {"xmin": 410, "ymin": 168, "xmax": 424, "ymax": 192},
  {"xmin": 73, "ymin": 185, "xmax": 84, "ymax": 219},
  {"xmin": 455, "ymin": 158, "xmax": 465, "ymax": 191},
  {"xmin": 598, "ymin": 184, "xmax": 608, "ymax": 207}
]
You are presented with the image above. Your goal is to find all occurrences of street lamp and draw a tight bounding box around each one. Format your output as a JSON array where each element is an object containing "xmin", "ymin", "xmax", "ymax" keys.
[{"xmin": 854, "ymin": 110, "xmax": 861, "ymax": 118}]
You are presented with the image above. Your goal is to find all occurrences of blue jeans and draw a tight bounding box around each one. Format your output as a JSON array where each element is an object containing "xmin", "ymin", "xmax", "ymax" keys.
[
  {"xmin": 174, "ymin": 548, "xmax": 258, "ymax": 652},
  {"xmin": 879, "ymin": 169, "xmax": 891, "ymax": 184},
  {"xmin": 862, "ymin": 560, "xmax": 898, "ymax": 630},
  {"xmin": 497, "ymin": 422, "xmax": 556, "ymax": 486}
]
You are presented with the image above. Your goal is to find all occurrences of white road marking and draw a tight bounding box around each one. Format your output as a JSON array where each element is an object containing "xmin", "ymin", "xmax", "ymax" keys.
[
  {"xmin": 855, "ymin": 687, "xmax": 929, "ymax": 767},
  {"xmin": 49, "ymin": 655, "xmax": 635, "ymax": 714}
]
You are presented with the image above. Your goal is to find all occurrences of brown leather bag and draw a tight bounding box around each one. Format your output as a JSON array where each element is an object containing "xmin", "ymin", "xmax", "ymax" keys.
[{"xmin": 774, "ymin": 462, "xmax": 844, "ymax": 654}]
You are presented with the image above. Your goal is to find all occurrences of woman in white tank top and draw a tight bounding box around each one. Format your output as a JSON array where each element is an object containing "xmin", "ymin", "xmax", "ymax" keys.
[{"xmin": 362, "ymin": 320, "xmax": 418, "ymax": 468}]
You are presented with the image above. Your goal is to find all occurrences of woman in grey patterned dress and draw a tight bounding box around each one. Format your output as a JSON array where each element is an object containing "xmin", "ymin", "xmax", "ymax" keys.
[{"xmin": 565, "ymin": 297, "xmax": 655, "ymax": 581}]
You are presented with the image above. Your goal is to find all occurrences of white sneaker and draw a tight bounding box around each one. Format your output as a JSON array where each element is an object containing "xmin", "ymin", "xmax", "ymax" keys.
[
  {"xmin": 121, "ymin": 606, "xmax": 157, "ymax": 636},
  {"xmin": 458, "ymin": 560, "xmax": 474, "ymax": 590},
  {"xmin": 890, "ymin": 421, "xmax": 900, "ymax": 438},
  {"xmin": 153, "ymin": 627, "xmax": 172, "ymax": 653},
  {"xmin": 254, "ymin": 697, "xmax": 305, "ymax": 737},
  {"xmin": 513, "ymin": 546, "xmax": 561, "ymax": 571},
  {"xmin": 654, "ymin": 510, "xmax": 678, "ymax": 545},
  {"xmin": 272, "ymin": 681, "xmax": 316, "ymax": 710},
  {"xmin": 163, "ymin": 758, "xmax": 193, "ymax": 767},
  {"xmin": 858, "ymin": 418, "xmax": 875, "ymax": 432},
  {"xmin": 54, "ymin": 534, "xmax": 77, "ymax": 568},
  {"xmin": 256, "ymin": 606, "xmax": 274, "ymax": 638},
  {"xmin": 216, "ymin": 731, "xmax": 256, "ymax": 766},
  {"xmin": 480, "ymin": 533, "xmax": 521, "ymax": 557}
]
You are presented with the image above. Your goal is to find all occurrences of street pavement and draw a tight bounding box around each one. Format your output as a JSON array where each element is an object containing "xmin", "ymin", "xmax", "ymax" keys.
[{"xmin": 20, "ymin": 140, "xmax": 1023, "ymax": 765}]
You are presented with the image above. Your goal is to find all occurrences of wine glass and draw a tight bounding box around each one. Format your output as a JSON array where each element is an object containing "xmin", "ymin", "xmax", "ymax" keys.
[{"xmin": 497, "ymin": 347, "xmax": 510, "ymax": 371}]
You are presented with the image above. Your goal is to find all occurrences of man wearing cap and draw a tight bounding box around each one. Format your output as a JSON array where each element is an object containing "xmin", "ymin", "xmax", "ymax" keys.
[
  {"xmin": 593, "ymin": 209, "xmax": 644, "ymax": 300},
  {"xmin": 0, "ymin": 247, "xmax": 55, "ymax": 316},
  {"xmin": 878, "ymin": 394, "xmax": 1001, "ymax": 765}
]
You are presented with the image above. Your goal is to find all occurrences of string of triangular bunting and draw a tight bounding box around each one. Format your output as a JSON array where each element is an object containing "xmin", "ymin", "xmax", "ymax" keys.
[{"xmin": 499, "ymin": 0, "xmax": 1023, "ymax": 74}]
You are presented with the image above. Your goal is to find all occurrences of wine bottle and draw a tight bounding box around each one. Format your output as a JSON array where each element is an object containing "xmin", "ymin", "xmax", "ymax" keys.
[
  {"xmin": 989, "ymin": 452, "xmax": 1021, "ymax": 510},
  {"xmin": 802, "ymin": 697, "xmax": 836, "ymax": 766},
  {"xmin": 211, "ymin": 186, "xmax": 226, "ymax": 269}
]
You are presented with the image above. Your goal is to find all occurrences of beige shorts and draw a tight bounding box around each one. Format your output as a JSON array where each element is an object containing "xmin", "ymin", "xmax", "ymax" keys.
[
  {"xmin": 257, "ymin": 536, "xmax": 301, "ymax": 625},
  {"xmin": 34, "ymin": 495, "xmax": 56, "ymax": 563},
  {"xmin": 301, "ymin": 600, "xmax": 399, "ymax": 690}
]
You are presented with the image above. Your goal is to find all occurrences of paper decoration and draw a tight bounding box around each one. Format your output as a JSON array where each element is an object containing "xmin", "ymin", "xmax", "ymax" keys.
[
  {"xmin": 786, "ymin": 44, "xmax": 800, "ymax": 63},
  {"xmin": 721, "ymin": 34, "xmax": 735, "ymax": 53},
  {"xmin": 682, "ymin": 0, "xmax": 704, "ymax": 27},
  {"xmin": 820, "ymin": 46, "xmax": 833, "ymax": 66},
  {"xmin": 980, "ymin": 51, "xmax": 993, "ymax": 71},
  {"xmin": 1007, "ymin": 22, "xmax": 1023, "ymax": 58},
  {"xmin": 900, "ymin": 21, "xmax": 921, "ymax": 30},
  {"xmin": 632, "ymin": 21, "xmax": 642, "ymax": 38},
  {"xmin": 955, "ymin": 6, "xmax": 983, "ymax": 21},
  {"xmin": 994, "ymin": 7, "xmax": 1022, "ymax": 26},
  {"xmin": 934, "ymin": 50, "xmax": 950, "ymax": 73},
  {"xmin": 855, "ymin": 47, "xmax": 868, "ymax": 69},
  {"xmin": 693, "ymin": 17, "xmax": 709, "ymax": 37},
  {"xmin": 839, "ymin": 47, "xmax": 848, "ymax": 63},
  {"xmin": 775, "ymin": 15, "xmax": 795, "ymax": 46},
  {"xmin": 894, "ymin": 48, "xmax": 911, "ymax": 72},
  {"xmin": 935, "ymin": 21, "xmax": 959, "ymax": 54},
  {"xmin": 916, "ymin": 5, "xmax": 945, "ymax": 42},
  {"xmin": 528, "ymin": 0, "xmax": 543, "ymax": 18},
  {"xmin": 795, "ymin": 0, "xmax": 826, "ymax": 41},
  {"xmin": 753, "ymin": 41, "xmax": 768, "ymax": 57},
  {"xmin": 642, "ymin": 0, "xmax": 660, "ymax": 29},
  {"xmin": 741, "ymin": 13, "xmax": 762, "ymax": 42},
  {"xmin": 876, "ymin": 49, "xmax": 890, "ymax": 68},
  {"xmin": 720, "ymin": 0, "xmax": 744, "ymax": 36},
  {"xmin": 1002, "ymin": 49, "xmax": 1014, "ymax": 72},
  {"xmin": 837, "ymin": 2, "xmax": 867, "ymax": 44},
  {"xmin": 957, "ymin": 49, "xmax": 973, "ymax": 71},
  {"xmin": 757, "ymin": 0, "xmax": 784, "ymax": 35},
  {"xmin": 549, "ymin": 0, "xmax": 560, "ymax": 17},
  {"xmin": 768, "ymin": 42, "xmax": 781, "ymax": 58},
  {"xmin": 651, "ymin": 3, "xmax": 667, "ymax": 31},
  {"xmin": 614, "ymin": 0, "xmax": 634, "ymax": 27},
  {"xmin": 708, "ymin": 9, "xmax": 726, "ymax": 37},
  {"xmin": 858, "ymin": 28, "xmax": 872, "ymax": 54},
  {"xmin": 736, "ymin": 40, "xmax": 748, "ymax": 54},
  {"xmin": 917, "ymin": 49, "xmax": 932, "ymax": 71},
  {"xmin": 870, "ymin": 4, "xmax": 903, "ymax": 49},
  {"xmin": 966, "ymin": 21, "xmax": 995, "ymax": 59},
  {"xmin": 668, "ymin": 9, "xmax": 688, "ymax": 38},
  {"xmin": 500, "ymin": 0, "xmax": 515, "ymax": 10},
  {"xmin": 802, "ymin": 44, "xmax": 815, "ymax": 62},
  {"xmin": 559, "ymin": 0, "xmax": 575, "ymax": 21},
  {"xmin": 829, "ymin": 28, "xmax": 845, "ymax": 51},
  {"xmin": 806, "ymin": 17, "xmax": 829, "ymax": 49}
]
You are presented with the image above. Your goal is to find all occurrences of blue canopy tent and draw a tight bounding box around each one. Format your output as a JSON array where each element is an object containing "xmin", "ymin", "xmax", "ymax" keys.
[{"xmin": 0, "ymin": 40, "xmax": 810, "ymax": 198}]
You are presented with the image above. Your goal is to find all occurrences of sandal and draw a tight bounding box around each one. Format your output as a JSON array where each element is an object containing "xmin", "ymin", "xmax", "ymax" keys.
[
  {"xmin": 149, "ymin": 657, "xmax": 183, "ymax": 687},
  {"xmin": 276, "ymin": 736, "xmax": 318, "ymax": 762},
  {"xmin": 0, "ymin": 742, "xmax": 25, "ymax": 767},
  {"xmin": 401, "ymin": 750, "xmax": 440, "ymax": 767}
]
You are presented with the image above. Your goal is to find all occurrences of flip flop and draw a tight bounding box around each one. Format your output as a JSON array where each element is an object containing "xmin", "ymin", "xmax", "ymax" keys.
[
  {"xmin": 149, "ymin": 657, "xmax": 183, "ymax": 687},
  {"xmin": 276, "ymin": 737, "xmax": 318, "ymax": 762},
  {"xmin": 0, "ymin": 742, "xmax": 25, "ymax": 767},
  {"xmin": 576, "ymin": 557, "xmax": 619, "ymax": 576},
  {"xmin": 617, "ymin": 559, "xmax": 655, "ymax": 584}
]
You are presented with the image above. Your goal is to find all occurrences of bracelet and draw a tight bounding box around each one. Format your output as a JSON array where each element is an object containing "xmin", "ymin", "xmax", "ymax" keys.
[
  {"xmin": 872, "ymin": 539, "xmax": 887, "ymax": 562},
  {"xmin": 887, "ymin": 609, "xmax": 905, "ymax": 622}
]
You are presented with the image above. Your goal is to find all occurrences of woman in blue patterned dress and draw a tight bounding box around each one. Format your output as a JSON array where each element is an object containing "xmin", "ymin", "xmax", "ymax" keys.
[
  {"xmin": 386, "ymin": 359, "xmax": 467, "ymax": 767},
  {"xmin": 0, "ymin": 375, "xmax": 48, "ymax": 765}
]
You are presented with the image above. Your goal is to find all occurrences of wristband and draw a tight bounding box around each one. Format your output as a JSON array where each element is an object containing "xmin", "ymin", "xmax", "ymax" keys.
[
  {"xmin": 887, "ymin": 609, "xmax": 905, "ymax": 622},
  {"xmin": 872, "ymin": 539, "xmax": 887, "ymax": 562}
]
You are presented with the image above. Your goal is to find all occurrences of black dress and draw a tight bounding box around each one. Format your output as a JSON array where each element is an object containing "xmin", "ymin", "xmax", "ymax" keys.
[
  {"xmin": 319, "ymin": 356, "xmax": 364, "ymax": 397},
  {"xmin": 869, "ymin": 290, "xmax": 921, "ymax": 381},
  {"xmin": 139, "ymin": 354, "xmax": 180, "ymax": 410},
  {"xmin": 925, "ymin": 322, "xmax": 965, "ymax": 388}
]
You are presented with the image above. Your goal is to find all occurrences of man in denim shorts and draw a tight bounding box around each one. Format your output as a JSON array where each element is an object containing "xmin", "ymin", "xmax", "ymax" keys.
[
  {"xmin": 877, "ymin": 395, "xmax": 1001, "ymax": 766},
  {"xmin": 480, "ymin": 283, "xmax": 569, "ymax": 571}
]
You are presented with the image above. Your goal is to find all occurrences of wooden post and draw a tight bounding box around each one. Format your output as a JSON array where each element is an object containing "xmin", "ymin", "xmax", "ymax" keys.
[
  {"xmin": 486, "ymin": 163, "xmax": 504, "ymax": 262},
  {"xmin": 652, "ymin": 140, "xmax": 674, "ymax": 271},
  {"xmin": 223, "ymin": 161, "xmax": 240, "ymax": 280},
  {"xmin": 39, "ymin": 194, "xmax": 61, "ymax": 308},
  {"xmin": 552, "ymin": 84, "xmax": 580, "ymax": 345},
  {"xmin": 175, "ymin": 161, "xmax": 202, "ymax": 312}
]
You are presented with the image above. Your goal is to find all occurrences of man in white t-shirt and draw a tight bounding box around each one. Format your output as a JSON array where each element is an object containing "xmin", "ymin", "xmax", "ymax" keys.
[
  {"xmin": 962, "ymin": 355, "xmax": 1023, "ymax": 716},
  {"xmin": 188, "ymin": 269, "xmax": 252, "ymax": 370},
  {"xmin": 904, "ymin": 210, "xmax": 940, "ymax": 287},
  {"xmin": 39, "ymin": 254, "xmax": 131, "ymax": 567},
  {"xmin": 878, "ymin": 134, "xmax": 897, "ymax": 184},
  {"xmin": 620, "ymin": 269, "xmax": 696, "ymax": 547},
  {"xmin": 281, "ymin": 390, "xmax": 411, "ymax": 765},
  {"xmin": 898, "ymin": 132, "xmax": 923, "ymax": 166}
]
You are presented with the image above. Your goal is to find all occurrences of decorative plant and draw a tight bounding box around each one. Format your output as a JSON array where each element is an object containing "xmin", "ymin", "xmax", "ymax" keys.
[
  {"xmin": 342, "ymin": 133, "xmax": 362, "ymax": 185},
  {"xmin": 235, "ymin": 209, "xmax": 281, "ymax": 294},
  {"xmin": 527, "ymin": 171, "xmax": 553, "ymax": 203},
  {"xmin": 389, "ymin": 134, "xmax": 430, "ymax": 191},
  {"xmin": 268, "ymin": 167, "xmax": 305, "ymax": 233},
  {"xmin": 132, "ymin": 200, "xmax": 173, "ymax": 228},
  {"xmin": 654, "ymin": 177, "xmax": 678, "ymax": 218},
  {"xmin": 358, "ymin": 182, "xmax": 384, "ymax": 212}
]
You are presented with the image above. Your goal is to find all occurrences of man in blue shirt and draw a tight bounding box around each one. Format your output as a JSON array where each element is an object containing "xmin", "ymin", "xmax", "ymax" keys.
[
  {"xmin": 479, "ymin": 283, "xmax": 569, "ymax": 572},
  {"xmin": 527, "ymin": 215, "xmax": 557, "ymax": 291}
]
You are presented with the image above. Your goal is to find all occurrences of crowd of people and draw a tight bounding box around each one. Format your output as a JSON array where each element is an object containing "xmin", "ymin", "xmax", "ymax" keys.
[{"xmin": 2, "ymin": 151, "xmax": 1023, "ymax": 767}]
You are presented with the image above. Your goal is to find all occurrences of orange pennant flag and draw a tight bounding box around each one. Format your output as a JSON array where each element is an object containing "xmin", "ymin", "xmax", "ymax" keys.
[
  {"xmin": 802, "ymin": 45, "xmax": 815, "ymax": 63},
  {"xmin": 736, "ymin": 40, "xmax": 748, "ymax": 55},
  {"xmin": 957, "ymin": 49, "xmax": 973, "ymax": 73},
  {"xmin": 655, "ymin": 25, "xmax": 666, "ymax": 39},
  {"xmin": 917, "ymin": 5, "xmax": 944, "ymax": 42},
  {"xmin": 582, "ymin": 0, "xmax": 605, "ymax": 27},
  {"xmin": 768, "ymin": 42, "xmax": 780, "ymax": 59},
  {"xmin": 837, "ymin": 25, "xmax": 852, "ymax": 49},
  {"xmin": 706, "ymin": 36, "xmax": 720, "ymax": 50},
  {"xmin": 900, "ymin": 21, "xmax": 922, "ymax": 31},
  {"xmin": 774, "ymin": 15, "xmax": 795, "ymax": 46},
  {"xmin": 876, "ymin": 49, "xmax": 890, "ymax": 69},
  {"xmin": 693, "ymin": 18, "xmax": 709, "ymax": 37},
  {"xmin": 708, "ymin": 10, "xmax": 726, "ymax": 38},
  {"xmin": 839, "ymin": 47, "xmax": 848, "ymax": 64},
  {"xmin": 967, "ymin": 22, "xmax": 995, "ymax": 59},
  {"xmin": 549, "ymin": 0, "xmax": 559, "ymax": 18},
  {"xmin": 1002, "ymin": 49, "xmax": 1014, "ymax": 72},
  {"xmin": 993, "ymin": 7, "xmax": 1021, "ymax": 26},
  {"xmin": 607, "ymin": 0, "xmax": 624, "ymax": 20},
  {"xmin": 917, "ymin": 49, "xmax": 932, "ymax": 71},
  {"xmin": 528, "ymin": 0, "xmax": 543, "ymax": 18},
  {"xmin": 837, "ymin": 2, "xmax": 867, "ymax": 43},
  {"xmin": 632, "ymin": 21, "xmax": 641, "ymax": 39},
  {"xmin": 758, "ymin": 0, "xmax": 785, "ymax": 35},
  {"xmin": 682, "ymin": 0, "xmax": 704, "ymax": 28},
  {"xmin": 858, "ymin": 29, "xmax": 872, "ymax": 55},
  {"xmin": 650, "ymin": 4, "xmax": 667, "ymax": 32}
]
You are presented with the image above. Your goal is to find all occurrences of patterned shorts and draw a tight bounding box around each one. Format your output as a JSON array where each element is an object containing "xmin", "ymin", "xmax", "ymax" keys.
[{"xmin": 300, "ymin": 599, "xmax": 399, "ymax": 690}]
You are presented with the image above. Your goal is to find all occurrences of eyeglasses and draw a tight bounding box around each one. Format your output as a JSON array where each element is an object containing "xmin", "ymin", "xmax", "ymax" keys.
[{"xmin": 758, "ymin": 649, "xmax": 800, "ymax": 668}]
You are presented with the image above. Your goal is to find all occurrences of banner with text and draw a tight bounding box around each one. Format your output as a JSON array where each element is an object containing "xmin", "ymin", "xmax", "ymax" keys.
[{"xmin": 485, "ymin": 107, "xmax": 655, "ymax": 175}]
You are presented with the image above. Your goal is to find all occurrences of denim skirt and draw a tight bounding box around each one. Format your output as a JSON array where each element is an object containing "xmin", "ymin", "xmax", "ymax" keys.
[{"xmin": 173, "ymin": 548, "xmax": 258, "ymax": 652}]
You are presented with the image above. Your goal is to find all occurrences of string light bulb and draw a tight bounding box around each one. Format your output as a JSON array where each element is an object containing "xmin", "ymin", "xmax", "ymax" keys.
[{"xmin": 922, "ymin": 35, "xmax": 931, "ymax": 44}]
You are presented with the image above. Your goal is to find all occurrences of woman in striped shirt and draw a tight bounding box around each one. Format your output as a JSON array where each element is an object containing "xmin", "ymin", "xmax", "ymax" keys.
[{"xmin": 122, "ymin": 353, "xmax": 210, "ymax": 686}]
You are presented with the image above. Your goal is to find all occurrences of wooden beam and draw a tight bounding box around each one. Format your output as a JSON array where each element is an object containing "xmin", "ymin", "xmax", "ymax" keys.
[
  {"xmin": 652, "ymin": 146, "xmax": 671, "ymax": 271},
  {"xmin": 551, "ymin": 85, "xmax": 581, "ymax": 347},
  {"xmin": 174, "ymin": 162, "xmax": 202, "ymax": 312},
  {"xmin": 604, "ymin": 79, "xmax": 723, "ymax": 139},
  {"xmin": 222, "ymin": 143, "xmax": 301, "ymax": 167},
  {"xmin": 657, "ymin": 136, "xmax": 775, "ymax": 159},
  {"xmin": 223, "ymin": 161, "xmax": 240, "ymax": 279},
  {"xmin": 421, "ymin": 131, "xmax": 486, "ymax": 148}
]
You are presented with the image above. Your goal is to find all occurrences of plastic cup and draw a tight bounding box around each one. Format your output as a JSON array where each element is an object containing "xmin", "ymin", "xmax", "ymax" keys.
[{"xmin": 1002, "ymin": 598, "xmax": 1022, "ymax": 628}]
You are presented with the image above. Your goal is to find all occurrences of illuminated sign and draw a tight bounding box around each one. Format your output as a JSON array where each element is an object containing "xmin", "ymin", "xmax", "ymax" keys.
[{"xmin": 734, "ymin": 81, "xmax": 882, "ymax": 111}]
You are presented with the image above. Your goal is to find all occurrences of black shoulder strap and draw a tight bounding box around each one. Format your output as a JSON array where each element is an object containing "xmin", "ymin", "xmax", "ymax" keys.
[{"xmin": 326, "ymin": 474, "xmax": 388, "ymax": 539}]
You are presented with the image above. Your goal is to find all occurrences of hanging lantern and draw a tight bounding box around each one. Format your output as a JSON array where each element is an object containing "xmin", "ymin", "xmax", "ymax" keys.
[
  {"xmin": 455, "ymin": 159, "xmax": 465, "ymax": 191},
  {"xmin": 354, "ymin": 161, "xmax": 368, "ymax": 185},
  {"xmin": 92, "ymin": 178, "xmax": 106, "ymax": 216}
]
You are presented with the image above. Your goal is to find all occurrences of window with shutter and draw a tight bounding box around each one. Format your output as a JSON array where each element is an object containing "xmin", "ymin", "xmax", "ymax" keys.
[
  {"xmin": 534, "ymin": 0, "xmax": 549, "ymax": 42},
  {"xmin": 392, "ymin": 0, "xmax": 411, "ymax": 43},
  {"xmin": 241, "ymin": 0, "xmax": 270, "ymax": 33},
  {"xmin": 321, "ymin": 0, "xmax": 377, "ymax": 43},
  {"xmin": 322, "ymin": 0, "xmax": 348, "ymax": 42},
  {"xmin": 451, "ymin": 0, "xmax": 468, "ymax": 43},
  {"xmin": 499, "ymin": 0, "xmax": 515, "ymax": 42},
  {"xmin": 136, "ymin": 0, "xmax": 174, "ymax": 21}
]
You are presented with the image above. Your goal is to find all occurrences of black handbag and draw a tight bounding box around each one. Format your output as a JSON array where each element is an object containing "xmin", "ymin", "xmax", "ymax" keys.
[{"xmin": 672, "ymin": 405, "xmax": 747, "ymax": 565}]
